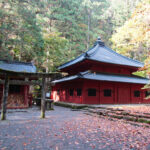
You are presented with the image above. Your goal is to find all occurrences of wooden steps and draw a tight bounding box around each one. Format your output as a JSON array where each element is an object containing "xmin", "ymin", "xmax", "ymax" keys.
[{"xmin": 83, "ymin": 107, "xmax": 150, "ymax": 125}]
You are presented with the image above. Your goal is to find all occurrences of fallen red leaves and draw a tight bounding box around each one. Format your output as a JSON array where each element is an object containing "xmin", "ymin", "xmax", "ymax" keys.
[{"xmin": 0, "ymin": 106, "xmax": 150, "ymax": 149}]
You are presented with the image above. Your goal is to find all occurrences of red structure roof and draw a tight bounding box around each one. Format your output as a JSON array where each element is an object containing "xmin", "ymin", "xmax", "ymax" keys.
[
  {"xmin": 52, "ymin": 71, "xmax": 149, "ymax": 84},
  {"xmin": 59, "ymin": 37, "xmax": 143, "ymax": 70},
  {"xmin": 0, "ymin": 60, "xmax": 36, "ymax": 73}
]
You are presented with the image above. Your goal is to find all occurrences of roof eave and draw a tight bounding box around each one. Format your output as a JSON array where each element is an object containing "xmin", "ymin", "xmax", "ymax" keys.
[
  {"xmin": 83, "ymin": 77, "xmax": 148, "ymax": 85},
  {"xmin": 52, "ymin": 71, "xmax": 149, "ymax": 85},
  {"xmin": 88, "ymin": 58, "xmax": 144, "ymax": 68},
  {"xmin": 58, "ymin": 57, "xmax": 86, "ymax": 70},
  {"xmin": 59, "ymin": 57, "xmax": 143, "ymax": 71}
]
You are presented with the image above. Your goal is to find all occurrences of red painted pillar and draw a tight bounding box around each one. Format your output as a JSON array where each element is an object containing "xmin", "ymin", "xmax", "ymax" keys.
[
  {"xmin": 114, "ymin": 83, "xmax": 118, "ymax": 104},
  {"xmin": 130, "ymin": 84, "xmax": 132, "ymax": 104},
  {"xmin": 82, "ymin": 80, "xmax": 87, "ymax": 104},
  {"xmin": 0, "ymin": 84, "xmax": 3, "ymax": 108},
  {"xmin": 99, "ymin": 82, "xmax": 101, "ymax": 104},
  {"xmin": 141, "ymin": 86, "xmax": 144, "ymax": 103}
]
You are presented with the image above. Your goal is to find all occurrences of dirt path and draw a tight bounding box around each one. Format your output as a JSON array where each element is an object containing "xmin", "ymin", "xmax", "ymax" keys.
[{"xmin": 0, "ymin": 106, "xmax": 150, "ymax": 150}]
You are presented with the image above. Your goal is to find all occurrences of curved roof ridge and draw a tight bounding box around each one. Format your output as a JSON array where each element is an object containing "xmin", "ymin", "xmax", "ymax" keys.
[
  {"xmin": 104, "ymin": 46, "xmax": 143, "ymax": 66},
  {"xmin": 78, "ymin": 70, "xmax": 90, "ymax": 76},
  {"xmin": 58, "ymin": 45, "xmax": 97, "ymax": 69},
  {"xmin": 58, "ymin": 37, "xmax": 144, "ymax": 70},
  {"xmin": 58, "ymin": 54, "xmax": 84, "ymax": 70},
  {"xmin": 0, "ymin": 59, "xmax": 34, "ymax": 66},
  {"xmin": 86, "ymin": 44, "xmax": 99, "ymax": 57}
]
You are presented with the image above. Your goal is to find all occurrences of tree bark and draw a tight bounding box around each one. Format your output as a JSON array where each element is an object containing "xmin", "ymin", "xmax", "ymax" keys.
[
  {"xmin": 87, "ymin": 9, "xmax": 91, "ymax": 49},
  {"xmin": 1, "ymin": 75, "xmax": 9, "ymax": 120},
  {"xmin": 87, "ymin": 12, "xmax": 90, "ymax": 49},
  {"xmin": 41, "ymin": 77, "xmax": 46, "ymax": 118}
]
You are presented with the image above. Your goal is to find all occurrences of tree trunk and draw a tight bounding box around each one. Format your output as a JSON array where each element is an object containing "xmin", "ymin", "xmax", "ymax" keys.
[
  {"xmin": 41, "ymin": 77, "xmax": 46, "ymax": 118},
  {"xmin": 87, "ymin": 12, "xmax": 90, "ymax": 49},
  {"xmin": 1, "ymin": 75, "xmax": 9, "ymax": 120},
  {"xmin": 87, "ymin": 8, "xmax": 91, "ymax": 49}
]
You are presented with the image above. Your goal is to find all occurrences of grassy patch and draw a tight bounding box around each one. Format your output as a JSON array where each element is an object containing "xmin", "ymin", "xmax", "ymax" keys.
[{"xmin": 138, "ymin": 118, "xmax": 150, "ymax": 124}]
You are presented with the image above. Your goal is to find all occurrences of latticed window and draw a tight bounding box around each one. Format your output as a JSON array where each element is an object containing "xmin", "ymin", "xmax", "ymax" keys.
[
  {"xmin": 69, "ymin": 89, "xmax": 74, "ymax": 96},
  {"xmin": 104, "ymin": 89, "xmax": 112, "ymax": 97},
  {"xmin": 134, "ymin": 90, "xmax": 140, "ymax": 97},
  {"xmin": 145, "ymin": 91, "xmax": 150, "ymax": 97},
  {"xmin": 76, "ymin": 88, "xmax": 82, "ymax": 96},
  {"xmin": 88, "ymin": 88, "xmax": 96, "ymax": 96},
  {"xmin": 57, "ymin": 90, "xmax": 60, "ymax": 95},
  {"xmin": 9, "ymin": 85, "xmax": 21, "ymax": 93}
]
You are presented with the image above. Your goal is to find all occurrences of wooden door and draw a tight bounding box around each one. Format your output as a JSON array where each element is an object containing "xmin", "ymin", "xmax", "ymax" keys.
[{"xmin": 118, "ymin": 87, "xmax": 130, "ymax": 104}]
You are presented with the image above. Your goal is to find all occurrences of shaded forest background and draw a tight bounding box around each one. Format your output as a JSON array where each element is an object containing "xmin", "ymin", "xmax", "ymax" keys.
[{"xmin": 0, "ymin": 0, "xmax": 149, "ymax": 75}]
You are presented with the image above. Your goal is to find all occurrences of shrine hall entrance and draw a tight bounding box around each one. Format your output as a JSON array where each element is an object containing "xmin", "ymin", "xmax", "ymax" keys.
[
  {"xmin": 117, "ymin": 85, "xmax": 130, "ymax": 104},
  {"xmin": 84, "ymin": 81, "xmax": 131, "ymax": 104}
]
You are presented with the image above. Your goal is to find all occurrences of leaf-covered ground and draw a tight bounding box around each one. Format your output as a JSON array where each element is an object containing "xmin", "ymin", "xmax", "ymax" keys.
[
  {"xmin": 0, "ymin": 106, "xmax": 150, "ymax": 150},
  {"xmin": 113, "ymin": 105, "xmax": 150, "ymax": 114}
]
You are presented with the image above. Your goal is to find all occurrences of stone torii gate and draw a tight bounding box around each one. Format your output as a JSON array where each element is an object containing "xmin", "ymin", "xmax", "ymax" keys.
[{"xmin": 0, "ymin": 69, "xmax": 59, "ymax": 120}]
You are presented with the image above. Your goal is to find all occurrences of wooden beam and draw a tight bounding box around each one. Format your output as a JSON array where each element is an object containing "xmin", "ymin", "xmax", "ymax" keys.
[
  {"xmin": 0, "ymin": 79, "xmax": 41, "ymax": 85},
  {"xmin": 0, "ymin": 69, "xmax": 61, "ymax": 79},
  {"xmin": 0, "ymin": 79, "xmax": 52, "ymax": 86},
  {"xmin": 1, "ymin": 75, "xmax": 9, "ymax": 120},
  {"xmin": 41, "ymin": 77, "xmax": 46, "ymax": 118}
]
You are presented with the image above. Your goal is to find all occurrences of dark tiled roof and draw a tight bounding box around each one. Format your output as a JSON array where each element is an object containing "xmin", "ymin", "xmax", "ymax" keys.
[
  {"xmin": 52, "ymin": 71, "xmax": 149, "ymax": 84},
  {"xmin": 58, "ymin": 38, "xmax": 144, "ymax": 70},
  {"xmin": 0, "ymin": 60, "xmax": 36, "ymax": 73}
]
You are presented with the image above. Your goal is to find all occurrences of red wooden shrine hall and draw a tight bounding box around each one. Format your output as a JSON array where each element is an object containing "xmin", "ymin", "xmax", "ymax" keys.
[
  {"xmin": 51, "ymin": 37, "xmax": 150, "ymax": 104},
  {"xmin": 0, "ymin": 60, "xmax": 36, "ymax": 109}
]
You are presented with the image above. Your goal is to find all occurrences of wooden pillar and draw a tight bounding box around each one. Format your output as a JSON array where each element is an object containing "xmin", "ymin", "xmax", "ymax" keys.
[
  {"xmin": 24, "ymin": 85, "xmax": 28, "ymax": 106},
  {"xmin": 41, "ymin": 77, "xmax": 46, "ymax": 118},
  {"xmin": 1, "ymin": 75, "xmax": 9, "ymax": 120}
]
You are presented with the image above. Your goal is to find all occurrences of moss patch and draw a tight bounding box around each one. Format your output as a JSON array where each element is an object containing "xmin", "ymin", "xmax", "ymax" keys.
[{"xmin": 54, "ymin": 102, "xmax": 88, "ymax": 109}]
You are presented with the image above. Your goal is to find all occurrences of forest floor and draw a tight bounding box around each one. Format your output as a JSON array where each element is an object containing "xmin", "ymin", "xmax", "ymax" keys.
[{"xmin": 0, "ymin": 106, "xmax": 150, "ymax": 150}]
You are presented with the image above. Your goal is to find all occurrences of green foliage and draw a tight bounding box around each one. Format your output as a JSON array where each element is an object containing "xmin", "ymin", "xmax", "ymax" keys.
[
  {"xmin": 42, "ymin": 32, "xmax": 69, "ymax": 72},
  {"xmin": 99, "ymin": 0, "xmax": 141, "ymax": 46},
  {"xmin": 111, "ymin": 0, "xmax": 150, "ymax": 62},
  {"xmin": 0, "ymin": 0, "xmax": 148, "ymax": 73},
  {"xmin": 111, "ymin": 0, "xmax": 150, "ymax": 91},
  {"xmin": 132, "ymin": 71, "xmax": 146, "ymax": 78},
  {"xmin": 49, "ymin": 0, "xmax": 87, "ymax": 54},
  {"xmin": 0, "ymin": 0, "xmax": 44, "ymax": 62}
]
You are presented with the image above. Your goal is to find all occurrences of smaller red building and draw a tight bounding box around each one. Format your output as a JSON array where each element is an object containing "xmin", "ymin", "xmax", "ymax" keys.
[
  {"xmin": 0, "ymin": 60, "xmax": 36, "ymax": 109},
  {"xmin": 51, "ymin": 38, "xmax": 150, "ymax": 104}
]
